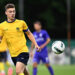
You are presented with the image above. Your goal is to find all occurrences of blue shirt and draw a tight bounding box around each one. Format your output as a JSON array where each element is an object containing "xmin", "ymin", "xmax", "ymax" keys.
[{"xmin": 33, "ymin": 30, "xmax": 50, "ymax": 52}]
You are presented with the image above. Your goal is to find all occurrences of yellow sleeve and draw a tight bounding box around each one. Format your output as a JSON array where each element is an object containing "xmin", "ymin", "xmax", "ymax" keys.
[
  {"xmin": 23, "ymin": 21, "xmax": 29, "ymax": 32},
  {"xmin": 0, "ymin": 25, "xmax": 3, "ymax": 37}
]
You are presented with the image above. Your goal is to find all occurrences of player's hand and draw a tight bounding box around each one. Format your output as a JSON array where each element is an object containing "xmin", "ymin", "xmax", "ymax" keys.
[{"xmin": 35, "ymin": 45, "xmax": 41, "ymax": 52}]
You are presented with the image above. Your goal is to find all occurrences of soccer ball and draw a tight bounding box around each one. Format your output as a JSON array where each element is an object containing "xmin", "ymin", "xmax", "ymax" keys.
[{"xmin": 52, "ymin": 41, "xmax": 65, "ymax": 54}]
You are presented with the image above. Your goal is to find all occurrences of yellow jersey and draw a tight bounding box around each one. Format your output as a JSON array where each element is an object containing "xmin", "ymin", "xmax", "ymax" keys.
[
  {"xmin": 0, "ymin": 19, "xmax": 29, "ymax": 57},
  {"xmin": 0, "ymin": 36, "xmax": 7, "ymax": 52}
]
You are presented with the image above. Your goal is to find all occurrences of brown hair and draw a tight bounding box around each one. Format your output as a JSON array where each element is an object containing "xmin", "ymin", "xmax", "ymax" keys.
[
  {"xmin": 34, "ymin": 21, "xmax": 42, "ymax": 26},
  {"xmin": 5, "ymin": 3, "xmax": 15, "ymax": 10}
]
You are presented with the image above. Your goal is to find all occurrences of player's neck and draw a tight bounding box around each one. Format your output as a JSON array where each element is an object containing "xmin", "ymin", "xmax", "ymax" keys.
[
  {"xmin": 7, "ymin": 18, "xmax": 16, "ymax": 23},
  {"xmin": 36, "ymin": 29, "xmax": 41, "ymax": 32}
]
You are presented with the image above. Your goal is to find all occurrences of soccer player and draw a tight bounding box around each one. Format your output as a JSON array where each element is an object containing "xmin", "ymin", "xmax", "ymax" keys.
[
  {"xmin": 0, "ymin": 3, "xmax": 40, "ymax": 75},
  {"xmin": 30, "ymin": 21, "xmax": 54, "ymax": 75},
  {"xmin": 0, "ymin": 36, "xmax": 13, "ymax": 75}
]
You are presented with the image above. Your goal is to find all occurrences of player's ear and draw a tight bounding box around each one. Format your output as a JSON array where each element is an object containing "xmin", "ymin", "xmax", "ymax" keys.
[{"xmin": 5, "ymin": 10, "xmax": 7, "ymax": 15}]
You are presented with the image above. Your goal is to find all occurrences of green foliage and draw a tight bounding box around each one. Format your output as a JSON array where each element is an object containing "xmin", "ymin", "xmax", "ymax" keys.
[{"xmin": 39, "ymin": 10, "xmax": 55, "ymax": 29}]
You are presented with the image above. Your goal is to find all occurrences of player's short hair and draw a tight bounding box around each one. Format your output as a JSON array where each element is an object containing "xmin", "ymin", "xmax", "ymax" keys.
[
  {"xmin": 33, "ymin": 21, "xmax": 42, "ymax": 26},
  {"xmin": 5, "ymin": 3, "xmax": 15, "ymax": 10}
]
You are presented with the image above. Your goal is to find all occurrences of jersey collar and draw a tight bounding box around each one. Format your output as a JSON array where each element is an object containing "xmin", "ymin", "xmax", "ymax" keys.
[
  {"xmin": 36, "ymin": 30, "xmax": 42, "ymax": 33},
  {"xmin": 6, "ymin": 18, "xmax": 16, "ymax": 23}
]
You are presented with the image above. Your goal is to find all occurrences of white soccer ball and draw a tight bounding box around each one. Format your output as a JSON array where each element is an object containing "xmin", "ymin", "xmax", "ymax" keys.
[{"xmin": 52, "ymin": 41, "xmax": 65, "ymax": 54}]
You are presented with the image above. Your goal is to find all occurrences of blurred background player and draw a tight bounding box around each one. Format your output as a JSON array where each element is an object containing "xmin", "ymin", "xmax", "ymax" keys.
[
  {"xmin": 30, "ymin": 21, "xmax": 54, "ymax": 75},
  {"xmin": 0, "ymin": 36, "xmax": 13, "ymax": 75}
]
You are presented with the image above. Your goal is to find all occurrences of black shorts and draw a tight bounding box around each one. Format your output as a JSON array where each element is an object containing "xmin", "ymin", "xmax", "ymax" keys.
[
  {"xmin": 12, "ymin": 52, "xmax": 29, "ymax": 66},
  {"xmin": 0, "ymin": 51, "xmax": 7, "ymax": 62}
]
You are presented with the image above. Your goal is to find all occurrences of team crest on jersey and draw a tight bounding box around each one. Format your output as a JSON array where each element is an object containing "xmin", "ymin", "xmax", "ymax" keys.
[{"xmin": 16, "ymin": 27, "xmax": 19, "ymax": 31}]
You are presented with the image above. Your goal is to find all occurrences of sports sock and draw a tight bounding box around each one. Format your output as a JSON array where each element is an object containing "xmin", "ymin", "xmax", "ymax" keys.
[
  {"xmin": 0, "ymin": 62, "xmax": 5, "ymax": 72},
  {"xmin": 33, "ymin": 67, "xmax": 37, "ymax": 75},
  {"xmin": 19, "ymin": 73, "xmax": 24, "ymax": 75},
  {"xmin": 0, "ymin": 63, "xmax": 5, "ymax": 75},
  {"xmin": 48, "ymin": 66, "xmax": 54, "ymax": 75}
]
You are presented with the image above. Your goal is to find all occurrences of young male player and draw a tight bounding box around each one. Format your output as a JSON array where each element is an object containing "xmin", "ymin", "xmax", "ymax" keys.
[
  {"xmin": 0, "ymin": 4, "xmax": 40, "ymax": 75},
  {"xmin": 30, "ymin": 21, "xmax": 54, "ymax": 75}
]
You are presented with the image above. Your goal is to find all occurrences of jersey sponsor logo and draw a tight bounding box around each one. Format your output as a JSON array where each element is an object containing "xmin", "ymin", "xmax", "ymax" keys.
[
  {"xmin": 39, "ymin": 33, "xmax": 42, "ymax": 37},
  {"xmin": 36, "ymin": 38, "xmax": 44, "ymax": 42}
]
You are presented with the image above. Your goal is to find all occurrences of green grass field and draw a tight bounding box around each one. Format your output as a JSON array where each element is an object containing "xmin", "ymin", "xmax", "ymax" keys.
[{"xmin": 5, "ymin": 65, "xmax": 75, "ymax": 75}]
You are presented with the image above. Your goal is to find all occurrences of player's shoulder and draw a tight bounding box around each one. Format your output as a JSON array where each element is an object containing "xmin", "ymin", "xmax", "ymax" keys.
[
  {"xmin": 0, "ymin": 21, "xmax": 7, "ymax": 27},
  {"xmin": 0, "ymin": 21, "xmax": 6, "ymax": 25},
  {"xmin": 16, "ymin": 19, "xmax": 26, "ymax": 23},
  {"xmin": 41, "ymin": 29, "xmax": 47, "ymax": 33}
]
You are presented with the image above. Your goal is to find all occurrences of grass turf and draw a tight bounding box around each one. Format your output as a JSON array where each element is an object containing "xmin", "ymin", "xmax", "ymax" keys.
[{"xmin": 5, "ymin": 65, "xmax": 75, "ymax": 75}]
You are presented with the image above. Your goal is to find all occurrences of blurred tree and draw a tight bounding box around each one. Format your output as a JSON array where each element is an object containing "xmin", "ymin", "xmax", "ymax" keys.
[{"xmin": 0, "ymin": 0, "xmax": 74, "ymax": 38}]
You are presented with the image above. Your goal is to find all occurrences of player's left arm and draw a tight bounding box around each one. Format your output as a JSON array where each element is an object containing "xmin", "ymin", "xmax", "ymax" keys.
[
  {"xmin": 40, "ymin": 31, "xmax": 51, "ymax": 49},
  {"xmin": 23, "ymin": 21, "xmax": 40, "ymax": 51},
  {"xmin": 25, "ymin": 30, "xmax": 41, "ymax": 51}
]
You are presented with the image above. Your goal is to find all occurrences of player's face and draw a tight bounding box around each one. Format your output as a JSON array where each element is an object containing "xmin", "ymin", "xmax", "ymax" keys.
[
  {"xmin": 5, "ymin": 8, "xmax": 16, "ymax": 20},
  {"xmin": 34, "ymin": 23, "xmax": 42, "ymax": 31}
]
